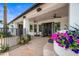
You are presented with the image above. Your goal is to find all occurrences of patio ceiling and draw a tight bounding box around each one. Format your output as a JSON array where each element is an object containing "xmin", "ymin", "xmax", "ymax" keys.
[{"xmin": 29, "ymin": 4, "xmax": 69, "ymax": 22}]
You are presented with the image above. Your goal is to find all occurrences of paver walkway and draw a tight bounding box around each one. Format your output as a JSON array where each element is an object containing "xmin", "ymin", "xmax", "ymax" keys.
[{"xmin": 1, "ymin": 37, "xmax": 49, "ymax": 56}]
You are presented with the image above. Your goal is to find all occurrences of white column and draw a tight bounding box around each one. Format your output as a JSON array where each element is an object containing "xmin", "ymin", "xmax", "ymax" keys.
[
  {"xmin": 13, "ymin": 23, "xmax": 18, "ymax": 35},
  {"xmin": 69, "ymin": 4, "xmax": 79, "ymax": 30},
  {"xmin": 23, "ymin": 18, "xmax": 26, "ymax": 36},
  {"xmin": 32, "ymin": 23, "xmax": 35, "ymax": 36},
  {"xmin": 37, "ymin": 23, "xmax": 39, "ymax": 35},
  {"xmin": 23, "ymin": 18, "xmax": 30, "ymax": 36}
]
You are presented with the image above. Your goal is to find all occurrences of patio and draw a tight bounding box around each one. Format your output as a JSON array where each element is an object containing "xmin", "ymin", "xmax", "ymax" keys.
[{"xmin": 0, "ymin": 37, "xmax": 49, "ymax": 56}]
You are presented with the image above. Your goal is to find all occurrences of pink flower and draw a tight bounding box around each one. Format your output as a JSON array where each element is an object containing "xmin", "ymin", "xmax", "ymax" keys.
[
  {"xmin": 57, "ymin": 32, "xmax": 60, "ymax": 35},
  {"xmin": 76, "ymin": 39, "xmax": 79, "ymax": 44},
  {"xmin": 63, "ymin": 32, "xmax": 70, "ymax": 40},
  {"xmin": 58, "ymin": 43, "xmax": 64, "ymax": 47},
  {"xmin": 64, "ymin": 32, "xmax": 68, "ymax": 37}
]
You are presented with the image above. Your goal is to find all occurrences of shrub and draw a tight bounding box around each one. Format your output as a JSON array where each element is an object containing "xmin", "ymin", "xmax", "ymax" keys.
[
  {"xmin": 0, "ymin": 44, "xmax": 9, "ymax": 53},
  {"xmin": 18, "ymin": 36, "xmax": 29, "ymax": 45},
  {"xmin": 18, "ymin": 34, "xmax": 32, "ymax": 45},
  {"xmin": 27, "ymin": 34, "xmax": 31, "ymax": 41},
  {"xmin": 0, "ymin": 31, "xmax": 12, "ymax": 38}
]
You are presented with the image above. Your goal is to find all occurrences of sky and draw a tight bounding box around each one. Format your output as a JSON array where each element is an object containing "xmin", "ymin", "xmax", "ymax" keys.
[{"xmin": 0, "ymin": 3, "xmax": 33, "ymax": 23}]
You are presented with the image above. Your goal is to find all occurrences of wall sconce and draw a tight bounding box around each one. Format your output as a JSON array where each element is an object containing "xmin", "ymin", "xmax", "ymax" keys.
[
  {"xmin": 36, "ymin": 7, "xmax": 42, "ymax": 12},
  {"xmin": 23, "ymin": 16, "xmax": 26, "ymax": 18}
]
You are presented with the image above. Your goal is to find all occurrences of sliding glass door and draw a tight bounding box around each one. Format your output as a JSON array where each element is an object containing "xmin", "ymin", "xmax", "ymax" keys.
[
  {"xmin": 41, "ymin": 23, "xmax": 52, "ymax": 36},
  {"xmin": 52, "ymin": 22, "xmax": 60, "ymax": 33},
  {"xmin": 38, "ymin": 22, "xmax": 60, "ymax": 37}
]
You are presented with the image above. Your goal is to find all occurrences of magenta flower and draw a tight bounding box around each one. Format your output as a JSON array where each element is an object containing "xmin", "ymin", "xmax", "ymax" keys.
[
  {"xmin": 63, "ymin": 32, "xmax": 70, "ymax": 40},
  {"xmin": 76, "ymin": 39, "xmax": 79, "ymax": 44},
  {"xmin": 51, "ymin": 33, "xmax": 58, "ymax": 40},
  {"xmin": 64, "ymin": 33, "xmax": 68, "ymax": 37}
]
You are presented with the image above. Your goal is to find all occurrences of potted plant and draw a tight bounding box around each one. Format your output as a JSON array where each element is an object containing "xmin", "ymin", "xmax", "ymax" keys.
[{"xmin": 51, "ymin": 30, "xmax": 79, "ymax": 55}]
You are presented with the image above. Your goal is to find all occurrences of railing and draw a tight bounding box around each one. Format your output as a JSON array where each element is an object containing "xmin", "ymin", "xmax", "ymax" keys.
[
  {"xmin": 0, "ymin": 28, "xmax": 32, "ymax": 53},
  {"xmin": 0, "ymin": 36, "xmax": 19, "ymax": 47},
  {"xmin": 0, "ymin": 28, "xmax": 22, "ymax": 53}
]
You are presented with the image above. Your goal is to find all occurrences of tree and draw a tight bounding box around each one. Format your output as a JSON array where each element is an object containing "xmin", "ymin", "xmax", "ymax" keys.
[
  {"xmin": 3, "ymin": 3, "xmax": 7, "ymax": 33},
  {"xmin": 3, "ymin": 3, "xmax": 8, "ymax": 46},
  {"xmin": 0, "ymin": 20, "xmax": 2, "ymax": 24}
]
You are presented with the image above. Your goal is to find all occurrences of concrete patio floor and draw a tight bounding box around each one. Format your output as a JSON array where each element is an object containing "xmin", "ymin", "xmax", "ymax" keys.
[{"xmin": 1, "ymin": 37, "xmax": 49, "ymax": 56}]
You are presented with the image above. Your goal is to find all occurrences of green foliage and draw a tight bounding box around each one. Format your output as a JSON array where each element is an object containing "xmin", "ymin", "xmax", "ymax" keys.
[
  {"xmin": 18, "ymin": 36, "xmax": 28, "ymax": 45},
  {"xmin": 0, "ymin": 20, "xmax": 2, "ymax": 24},
  {"xmin": 70, "ymin": 42, "xmax": 78, "ymax": 50},
  {"xmin": 18, "ymin": 36, "xmax": 27, "ymax": 44},
  {"xmin": 27, "ymin": 34, "xmax": 31, "ymax": 41},
  {"xmin": 18, "ymin": 34, "xmax": 32, "ymax": 45},
  {"xmin": 0, "ymin": 45, "xmax": 9, "ymax": 53},
  {"xmin": 70, "ymin": 44, "xmax": 75, "ymax": 50},
  {"xmin": 0, "ymin": 31, "xmax": 12, "ymax": 38},
  {"xmin": 0, "ymin": 31, "xmax": 6, "ymax": 38}
]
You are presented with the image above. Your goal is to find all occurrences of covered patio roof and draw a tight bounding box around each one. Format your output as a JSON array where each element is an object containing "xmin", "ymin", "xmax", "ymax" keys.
[
  {"xmin": 8, "ymin": 3, "xmax": 43, "ymax": 24},
  {"xmin": 29, "ymin": 4, "xmax": 69, "ymax": 22},
  {"xmin": 8, "ymin": 3, "xmax": 69, "ymax": 24}
]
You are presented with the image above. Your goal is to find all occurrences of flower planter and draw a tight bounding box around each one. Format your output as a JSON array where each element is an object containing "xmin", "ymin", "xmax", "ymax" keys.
[{"xmin": 54, "ymin": 41, "xmax": 79, "ymax": 56}]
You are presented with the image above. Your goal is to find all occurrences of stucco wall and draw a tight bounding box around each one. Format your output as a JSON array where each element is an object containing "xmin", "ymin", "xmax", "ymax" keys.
[
  {"xmin": 28, "ymin": 16, "xmax": 68, "ymax": 35},
  {"xmin": 69, "ymin": 3, "xmax": 79, "ymax": 30},
  {"xmin": 37, "ymin": 16, "xmax": 68, "ymax": 30}
]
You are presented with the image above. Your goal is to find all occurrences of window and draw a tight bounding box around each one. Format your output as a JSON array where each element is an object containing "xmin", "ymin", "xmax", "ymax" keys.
[
  {"xmin": 11, "ymin": 25, "xmax": 14, "ymax": 33},
  {"xmin": 39, "ymin": 25, "xmax": 42, "ymax": 32},
  {"xmin": 34, "ymin": 24, "xmax": 37, "ymax": 32},
  {"xmin": 53, "ymin": 22, "xmax": 60, "ymax": 33},
  {"xmin": 30, "ymin": 24, "xmax": 33, "ymax": 32}
]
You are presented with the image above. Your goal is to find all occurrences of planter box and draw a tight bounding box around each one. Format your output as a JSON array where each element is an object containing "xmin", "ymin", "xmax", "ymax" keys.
[
  {"xmin": 43, "ymin": 43, "xmax": 58, "ymax": 56},
  {"xmin": 54, "ymin": 41, "xmax": 79, "ymax": 56}
]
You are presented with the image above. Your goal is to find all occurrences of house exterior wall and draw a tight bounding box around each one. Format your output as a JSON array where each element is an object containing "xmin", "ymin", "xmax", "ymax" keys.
[
  {"xmin": 69, "ymin": 3, "xmax": 79, "ymax": 30},
  {"xmin": 9, "ymin": 3, "xmax": 69, "ymax": 36},
  {"xmin": 9, "ymin": 23, "xmax": 18, "ymax": 35},
  {"xmin": 28, "ymin": 16, "xmax": 68, "ymax": 36},
  {"xmin": 37, "ymin": 16, "xmax": 68, "ymax": 30}
]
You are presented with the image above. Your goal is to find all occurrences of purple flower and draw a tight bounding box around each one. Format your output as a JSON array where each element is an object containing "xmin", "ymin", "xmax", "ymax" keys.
[
  {"xmin": 64, "ymin": 41, "xmax": 70, "ymax": 49},
  {"xmin": 72, "ymin": 49, "xmax": 79, "ymax": 54},
  {"xmin": 65, "ymin": 45, "xmax": 69, "ymax": 49},
  {"xmin": 77, "ymin": 36, "xmax": 79, "ymax": 39},
  {"xmin": 64, "ymin": 33, "xmax": 68, "ymax": 37}
]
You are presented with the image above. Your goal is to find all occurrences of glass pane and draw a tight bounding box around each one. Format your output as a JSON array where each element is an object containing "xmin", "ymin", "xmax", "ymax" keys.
[
  {"xmin": 39, "ymin": 25, "xmax": 42, "ymax": 32},
  {"xmin": 34, "ymin": 24, "xmax": 37, "ymax": 32},
  {"xmin": 52, "ymin": 22, "xmax": 60, "ymax": 33},
  {"xmin": 30, "ymin": 24, "xmax": 33, "ymax": 32}
]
